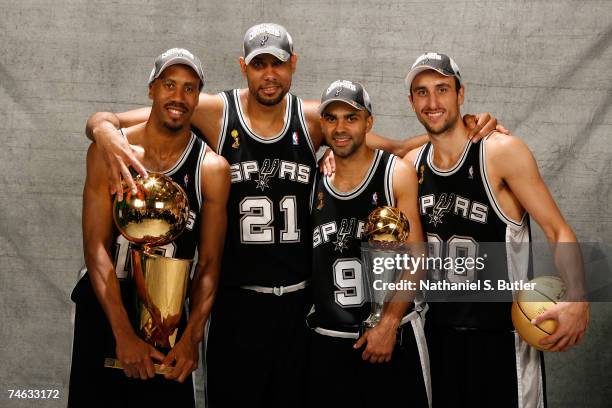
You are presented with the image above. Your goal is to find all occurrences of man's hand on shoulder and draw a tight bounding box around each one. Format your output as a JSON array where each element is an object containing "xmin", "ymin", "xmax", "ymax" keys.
[{"xmin": 463, "ymin": 112, "xmax": 510, "ymax": 142}]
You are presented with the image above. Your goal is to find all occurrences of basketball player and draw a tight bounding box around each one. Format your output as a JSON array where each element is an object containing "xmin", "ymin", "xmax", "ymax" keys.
[
  {"xmin": 69, "ymin": 48, "xmax": 230, "ymax": 407},
  {"xmin": 309, "ymin": 80, "xmax": 429, "ymax": 407},
  {"xmin": 83, "ymin": 24, "xmax": 499, "ymax": 407},
  {"xmin": 403, "ymin": 52, "xmax": 589, "ymax": 407}
]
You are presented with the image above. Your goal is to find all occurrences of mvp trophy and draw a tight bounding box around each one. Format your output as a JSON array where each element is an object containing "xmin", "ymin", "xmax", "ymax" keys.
[
  {"xmin": 104, "ymin": 173, "xmax": 192, "ymax": 375},
  {"xmin": 361, "ymin": 206, "xmax": 410, "ymax": 332}
]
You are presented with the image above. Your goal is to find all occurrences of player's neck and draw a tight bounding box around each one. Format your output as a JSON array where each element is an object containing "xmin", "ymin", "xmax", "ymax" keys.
[
  {"xmin": 138, "ymin": 120, "xmax": 192, "ymax": 172},
  {"xmin": 428, "ymin": 120, "xmax": 470, "ymax": 170},
  {"xmin": 330, "ymin": 146, "xmax": 375, "ymax": 193},
  {"xmin": 240, "ymin": 88, "xmax": 287, "ymax": 138}
]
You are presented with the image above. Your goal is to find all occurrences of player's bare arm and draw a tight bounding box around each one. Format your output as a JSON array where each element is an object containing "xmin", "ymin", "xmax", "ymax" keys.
[
  {"xmin": 162, "ymin": 148, "xmax": 231, "ymax": 383},
  {"xmin": 485, "ymin": 132, "xmax": 589, "ymax": 352},
  {"xmin": 85, "ymin": 92, "xmax": 225, "ymax": 199},
  {"xmin": 354, "ymin": 159, "xmax": 425, "ymax": 363},
  {"xmin": 82, "ymin": 143, "xmax": 165, "ymax": 380}
]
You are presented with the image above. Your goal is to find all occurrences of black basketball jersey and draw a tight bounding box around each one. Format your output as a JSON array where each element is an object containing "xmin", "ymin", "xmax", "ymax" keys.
[
  {"xmin": 414, "ymin": 137, "xmax": 532, "ymax": 331},
  {"xmin": 310, "ymin": 150, "xmax": 398, "ymax": 332},
  {"xmin": 110, "ymin": 131, "xmax": 207, "ymax": 279},
  {"xmin": 216, "ymin": 90, "xmax": 317, "ymax": 287}
]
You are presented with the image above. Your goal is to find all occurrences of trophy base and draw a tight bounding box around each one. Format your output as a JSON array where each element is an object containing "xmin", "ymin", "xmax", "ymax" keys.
[{"xmin": 104, "ymin": 358, "xmax": 172, "ymax": 375}]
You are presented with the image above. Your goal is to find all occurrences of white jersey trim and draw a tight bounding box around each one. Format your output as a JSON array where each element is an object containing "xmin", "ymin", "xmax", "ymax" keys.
[
  {"xmin": 514, "ymin": 332, "xmax": 545, "ymax": 408},
  {"xmin": 323, "ymin": 150, "xmax": 382, "ymax": 200},
  {"xmin": 297, "ymin": 97, "xmax": 317, "ymax": 160},
  {"xmin": 216, "ymin": 92, "xmax": 230, "ymax": 154},
  {"xmin": 479, "ymin": 135, "xmax": 527, "ymax": 229},
  {"xmin": 195, "ymin": 141, "xmax": 207, "ymax": 210},
  {"xmin": 384, "ymin": 154, "xmax": 398, "ymax": 207},
  {"xmin": 426, "ymin": 139, "xmax": 472, "ymax": 176},
  {"xmin": 234, "ymin": 89, "xmax": 291, "ymax": 143}
]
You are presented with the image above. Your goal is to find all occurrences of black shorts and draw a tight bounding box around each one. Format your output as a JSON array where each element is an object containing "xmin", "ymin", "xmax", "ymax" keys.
[
  {"xmin": 205, "ymin": 286, "xmax": 312, "ymax": 408},
  {"xmin": 307, "ymin": 312, "xmax": 430, "ymax": 408},
  {"xmin": 68, "ymin": 274, "xmax": 195, "ymax": 408},
  {"xmin": 425, "ymin": 322, "xmax": 546, "ymax": 408}
]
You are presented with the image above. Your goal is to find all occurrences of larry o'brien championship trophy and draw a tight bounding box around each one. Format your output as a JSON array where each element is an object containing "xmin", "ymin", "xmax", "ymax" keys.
[
  {"xmin": 361, "ymin": 206, "xmax": 410, "ymax": 331},
  {"xmin": 104, "ymin": 173, "xmax": 192, "ymax": 375}
]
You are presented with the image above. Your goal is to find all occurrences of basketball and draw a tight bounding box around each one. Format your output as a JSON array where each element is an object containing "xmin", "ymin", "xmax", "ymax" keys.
[{"xmin": 511, "ymin": 276, "xmax": 566, "ymax": 351}]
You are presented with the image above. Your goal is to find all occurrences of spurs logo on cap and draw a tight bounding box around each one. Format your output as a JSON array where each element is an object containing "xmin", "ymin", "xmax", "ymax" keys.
[
  {"xmin": 334, "ymin": 87, "xmax": 342, "ymax": 96},
  {"xmin": 326, "ymin": 80, "xmax": 356, "ymax": 95},
  {"xmin": 248, "ymin": 24, "xmax": 281, "ymax": 40},
  {"xmin": 261, "ymin": 35, "xmax": 269, "ymax": 46},
  {"xmin": 414, "ymin": 52, "xmax": 443, "ymax": 67}
]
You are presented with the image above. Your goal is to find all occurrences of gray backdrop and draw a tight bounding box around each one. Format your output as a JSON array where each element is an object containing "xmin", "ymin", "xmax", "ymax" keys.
[{"xmin": 1, "ymin": 0, "xmax": 611, "ymax": 407}]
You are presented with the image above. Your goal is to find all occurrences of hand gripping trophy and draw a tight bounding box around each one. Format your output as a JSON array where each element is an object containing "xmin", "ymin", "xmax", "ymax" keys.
[
  {"xmin": 361, "ymin": 206, "xmax": 410, "ymax": 332},
  {"xmin": 104, "ymin": 173, "xmax": 192, "ymax": 374}
]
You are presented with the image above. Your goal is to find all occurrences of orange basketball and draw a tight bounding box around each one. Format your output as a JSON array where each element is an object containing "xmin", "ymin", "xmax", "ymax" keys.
[{"xmin": 511, "ymin": 276, "xmax": 565, "ymax": 351}]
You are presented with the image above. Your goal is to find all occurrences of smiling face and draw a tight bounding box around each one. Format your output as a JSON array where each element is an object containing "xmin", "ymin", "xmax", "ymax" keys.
[
  {"xmin": 409, "ymin": 70, "xmax": 464, "ymax": 136},
  {"xmin": 320, "ymin": 101, "xmax": 373, "ymax": 158},
  {"xmin": 240, "ymin": 53, "xmax": 296, "ymax": 106},
  {"xmin": 149, "ymin": 64, "xmax": 200, "ymax": 132}
]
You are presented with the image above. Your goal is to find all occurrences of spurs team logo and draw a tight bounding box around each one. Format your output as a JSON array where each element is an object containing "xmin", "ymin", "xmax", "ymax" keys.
[
  {"xmin": 333, "ymin": 218, "xmax": 356, "ymax": 253},
  {"xmin": 255, "ymin": 158, "xmax": 280, "ymax": 191},
  {"xmin": 428, "ymin": 193, "xmax": 455, "ymax": 226},
  {"xmin": 420, "ymin": 193, "xmax": 488, "ymax": 225},
  {"xmin": 260, "ymin": 35, "xmax": 269, "ymax": 46},
  {"xmin": 313, "ymin": 217, "xmax": 366, "ymax": 249}
]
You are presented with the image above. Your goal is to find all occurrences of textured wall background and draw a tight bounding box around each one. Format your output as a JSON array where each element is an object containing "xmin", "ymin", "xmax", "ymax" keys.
[{"xmin": 1, "ymin": 0, "xmax": 611, "ymax": 406}]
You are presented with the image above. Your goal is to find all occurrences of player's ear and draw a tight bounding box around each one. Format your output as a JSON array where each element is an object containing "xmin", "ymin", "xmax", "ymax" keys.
[
  {"xmin": 148, "ymin": 83, "xmax": 154, "ymax": 100},
  {"xmin": 239, "ymin": 57, "xmax": 247, "ymax": 77},
  {"xmin": 458, "ymin": 85, "xmax": 465, "ymax": 106},
  {"xmin": 365, "ymin": 112, "xmax": 374, "ymax": 133},
  {"xmin": 407, "ymin": 94, "xmax": 415, "ymax": 112},
  {"xmin": 289, "ymin": 53, "xmax": 298, "ymax": 73}
]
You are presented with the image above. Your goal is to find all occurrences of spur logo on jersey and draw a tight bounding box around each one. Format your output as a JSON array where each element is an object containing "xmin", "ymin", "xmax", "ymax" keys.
[
  {"xmin": 255, "ymin": 159, "xmax": 280, "ymax": 191},
  {"xmin": 420, "ymin": 193, "xmax": 488, "ymax": 226},
  {"xmin": 230, "ymin": 158, "xmax": 311, "ymax": 189},
  {"xmin": 313, "ymin": 217, "xmax": 366, "ymax": 251},
  {"xmin": 333, "ymin": 218, "xmax": 355, "ymax": 252}
]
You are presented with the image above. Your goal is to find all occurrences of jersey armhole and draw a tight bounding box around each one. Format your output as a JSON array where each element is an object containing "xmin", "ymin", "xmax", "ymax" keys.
[
  {"xmin": 195, "ymin": 140, "xmax": 208, "ymax": 210},
  {"xmin": 384, "ymin": 154, "xmax": 398, "ymax": 207},
  {"xmin": 215, "ymin": 92, "xmax": 230, "ymax": 154},
  {"xmin": 413, "ymin": 144, "xmax": 427, "ymax": 170},
  {"xmin": 309, "ymin": 171, "xmax": 319, "ymax": 213},
  {"xmin": 479, "ymin": 135, "xmax": 527, "ymax": 229},
  {"xmin": 297, "ymin": 97, "xmax": 317, "ymax": 161}
]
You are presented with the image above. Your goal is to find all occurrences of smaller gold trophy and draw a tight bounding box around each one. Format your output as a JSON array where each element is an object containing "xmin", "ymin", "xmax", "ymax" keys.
[
  {"xmin": 104, "ymin": 173, "xmax": 193, "ymax": 375},
  {"xmin": 361, "ymin": 206, "xmax": 410, "ymax": 331}
]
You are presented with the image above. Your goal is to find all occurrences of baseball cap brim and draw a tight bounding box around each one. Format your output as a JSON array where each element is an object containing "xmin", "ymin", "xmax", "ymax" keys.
[
  {"xmin": 244, "ymin": 47, "xmax": 291, "ymax": 65},
  {"xmin": 318, "ymin": 98, "xmax": 368, "ymax": 115},
  {"xmin": 404, "ymin": 65, "xmax": 455, "ymax": 90},
  {"xmin": 148, "ymin": 56, "xmax": 204, "ymax": 86}
]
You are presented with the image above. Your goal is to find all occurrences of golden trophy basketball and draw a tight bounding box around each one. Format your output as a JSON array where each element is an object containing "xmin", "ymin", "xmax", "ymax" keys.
[
  {"xmin": 361, "ymin": 206, "xmax": 410, "ymax": 331},
  {"xmin": 104, "ymin": 173, "xmax": 192, "ymax": 374}
]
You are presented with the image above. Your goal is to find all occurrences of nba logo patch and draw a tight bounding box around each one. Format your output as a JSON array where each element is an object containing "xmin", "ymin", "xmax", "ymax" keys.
[
  {"xmin": 468, "ymin": 165, "xmax": 474, "ymax": 180},
  {"xmin": 183, "ymin": 174, "xmax": 189, "ymax": 188},
  {"xmin": 292, "ymin": 131, "xmax": 299, "ymax": 145},
  {"xmin": 372, "ymin": 192, "xmax": 378, "ymax": 205}
]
